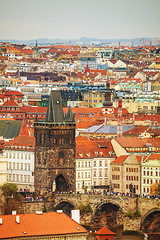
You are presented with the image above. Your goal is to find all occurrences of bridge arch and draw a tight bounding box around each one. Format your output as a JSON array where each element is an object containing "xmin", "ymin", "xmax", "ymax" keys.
[
  {"xmin": 140, "ymin": 208, "xmax": 160, "ymax": 233},
  {"xmin": 91, "ymin": 200, "xmax": 124, "ymax": 230},
  {"xmin": 54, "ymin": 200, "xmax": 75, "ymax": 217}
]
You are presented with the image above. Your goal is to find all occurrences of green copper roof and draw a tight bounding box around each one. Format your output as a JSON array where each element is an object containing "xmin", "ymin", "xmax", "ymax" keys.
[{"xmin": 0, "ymin": 120, "xmax": 23, "ymax": 139}]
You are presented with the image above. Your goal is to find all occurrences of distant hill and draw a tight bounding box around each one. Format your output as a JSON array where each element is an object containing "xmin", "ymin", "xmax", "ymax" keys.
[{"xmin": 0, "ymin": 37, "xmax": 152, "ymax": 46}]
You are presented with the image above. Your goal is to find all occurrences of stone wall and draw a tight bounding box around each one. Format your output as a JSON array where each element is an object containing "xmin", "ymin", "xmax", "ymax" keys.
[{"xmin": 22, "ymin": 194, "xmax": 160, "ymax": 232}]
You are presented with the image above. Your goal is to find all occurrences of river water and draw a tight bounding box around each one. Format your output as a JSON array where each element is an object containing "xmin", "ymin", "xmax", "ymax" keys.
[
  {"xmin": 87, "ymin": 233, "xmax": 160, "ymax": 240},
  {"xmin": 119, "ymin": 235, "xmax": 160, "ymax": 240}
]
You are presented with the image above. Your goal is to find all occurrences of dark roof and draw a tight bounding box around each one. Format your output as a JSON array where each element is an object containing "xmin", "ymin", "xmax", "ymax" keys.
[
  {"xmin": 45, "ymin": 90, "xmax": 65, "ymax": 123},
  {"xmin": 0, "ymin": 120, "xmax": 23, "ymax": 139}
]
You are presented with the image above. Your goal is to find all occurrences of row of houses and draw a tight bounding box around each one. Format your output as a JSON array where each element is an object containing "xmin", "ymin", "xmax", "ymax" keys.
[{"xmin": 0, "ymin": 134, "xmax": 160, "ymax": 196}]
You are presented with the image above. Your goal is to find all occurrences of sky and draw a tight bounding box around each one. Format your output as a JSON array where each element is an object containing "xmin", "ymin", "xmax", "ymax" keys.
[{"xmin": 0, "ymin": 0, "xmax": 160, "ymax": 40}]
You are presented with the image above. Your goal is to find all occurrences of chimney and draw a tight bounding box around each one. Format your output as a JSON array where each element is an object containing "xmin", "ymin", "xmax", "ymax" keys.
[
  {"xmin": 71, "ymin": 210, "xmax": 80, "ymax": 224},
  {"xmin": 12, "ymin": 210, "xmax": 16, "ymax": 215},
  {"xmin": 0, "ymin": 218, "xmax": 2, "ymax": 225},
  {"xmin": 16, "ymin": 216, "xmax": 20, "ymax": 224},
  {"xmin": 35, "ymin": 211, "xmax": 42, "ymax": 215},
  {"xmin": 57, "ymin": 210, "xmax": 63, "ymax": 214}
]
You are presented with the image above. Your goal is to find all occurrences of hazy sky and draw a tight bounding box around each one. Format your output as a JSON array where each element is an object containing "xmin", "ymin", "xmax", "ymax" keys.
[{"xmin": 0, "ymin": 0, "xmax": 160, "ymax": 40}]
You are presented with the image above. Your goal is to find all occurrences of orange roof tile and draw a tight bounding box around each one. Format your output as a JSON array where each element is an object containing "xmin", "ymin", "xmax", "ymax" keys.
[
  {"xmin": 115, "ymin": 137, "xmax": 160, "ymax": 148},
  {"xmin": 111, "ymin": 155, "xmax": 129, "ymax": 164},
  {"xmin": 145, "ymin": 153, "xmax": 160, "ymax": 161},
  {"xmin": 5, "ymin": 135, "xmax": 35, "ymax": 150},
  {"xmin": 94, "ymin": 226, "xmax": 116, "ymax": 235},
  {"xmin": 2, "ymin": 99, "xmax": 19, "ymax": 107},
  {"xmin": 0, "ymin": 212, "xmax": 87, "ymax": 239}
]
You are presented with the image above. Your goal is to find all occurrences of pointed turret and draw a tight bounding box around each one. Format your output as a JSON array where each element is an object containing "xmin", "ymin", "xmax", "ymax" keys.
[
  {"xmin": 45, "ymin": 90, "xmax": 64, "ymax": 123},
  {"xmin": 66, "ymin": 105, "xmax": 75, "ymax": 122}
]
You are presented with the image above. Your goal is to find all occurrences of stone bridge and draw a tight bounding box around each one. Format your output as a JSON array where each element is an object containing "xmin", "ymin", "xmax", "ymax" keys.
[{"xmin": 23, "ymin": 194, "xmax": 160, "ymax": 233}]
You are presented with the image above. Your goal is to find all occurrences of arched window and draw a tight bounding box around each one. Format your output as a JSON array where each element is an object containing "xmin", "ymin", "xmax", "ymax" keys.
[{"xmin": 58, "ymin": 151, "xmax": 64, "ymax": 165}]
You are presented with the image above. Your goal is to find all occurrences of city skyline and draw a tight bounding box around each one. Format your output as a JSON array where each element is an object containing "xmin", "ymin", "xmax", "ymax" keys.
[{"xmin": 0, "ymin": 0, "xmax": 160, "ymax": 41}]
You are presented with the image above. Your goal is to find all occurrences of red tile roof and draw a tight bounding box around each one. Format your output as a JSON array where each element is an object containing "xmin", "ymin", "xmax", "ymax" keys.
[
  {"xmin": 94, "ymin": 226, "xmax": 115, "ymax": 235},
  {"xmin": 4, "ymin": 91, "xmax": 24, "ymax": 97},
  {"xmin": 4, "ymin": 135, "xmax": 35, "ymax": 151},
  {"xmin": 145, "ymin": 153, "xmax": 160, "ymax": 161},
  {"xmin": 123, "ymin": 126, "xmax": 148, "ymax": 136},
  {"xmin": 115, "ymin": 137, "xmax": 160, "ymax": 149},
  {"xmin": 111, "ymin": 155, "xmax": 129, "ymax": 164},
  {"xmin": 2, "ymin": 99, "xmax": 19, "ymax": 107},
  {"xmin": 0, "ymin": 212, "xmax": 87, "ymax": 239}
]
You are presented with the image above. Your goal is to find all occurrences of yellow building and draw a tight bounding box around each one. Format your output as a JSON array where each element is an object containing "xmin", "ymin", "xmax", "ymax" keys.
[
  {"xmin": 81, "ymin": 91, "xmax": 105, "ymax": 108},
  {"xmin": 113, "ymin": 99, "xmax": 159, "ymax": 114},
  {"xmin": 151, "ymin": 80, "xmax": 160, "ymax": 91},
  {"xmin": 0, "ymin": 154, "xmax": 7, "ymax": 187},
  {"xmin": 110, "ymin": 153, "xmax": 141, "ymax": 195},
  {"xmin": 141, "ymin": 153, "xmax": 160, "ymax": 196}
]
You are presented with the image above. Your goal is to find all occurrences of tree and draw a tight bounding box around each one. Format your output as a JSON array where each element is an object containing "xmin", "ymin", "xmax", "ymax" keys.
[
  {"xmin": 2, "ymin": 183, "xmax": 17, "ymax": 198},
  {"xmin": 1, "ymin": 183, "xmax": 23, "ymax": 215}
]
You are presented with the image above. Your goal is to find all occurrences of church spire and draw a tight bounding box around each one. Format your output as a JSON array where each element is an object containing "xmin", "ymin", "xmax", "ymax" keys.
[{"xmin": 35, "ymin": 40, "xmax": 38, "ymax": 53}]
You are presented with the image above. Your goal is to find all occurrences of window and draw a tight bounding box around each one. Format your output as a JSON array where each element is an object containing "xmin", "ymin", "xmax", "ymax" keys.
[
  {"xmin": 99, "ymin": 170, "xmax": 102, "ymax": 177},
  {"xmin": 21, "ymin": 154, "xmax": 23, "ymax": 159},
  {"xmin": 21, "ymin": 163, "xmax": 23, "ymax": 170},
  {"xmin": 28, "ymin": 175, "xmax": 30, "ymax": 183},
  {"xmin": 99, "ymin": 161, "xmax": 102, "ymax": 167},
  {"xmin": 16, "ymin": 175, "xmax": 19, "ymax": 182},
  {"xmin": 17, "ymin": 163, "xmax": 19, "ymax": 170},
  {"xmin": 93, "ymin": 171, "xmax": 96, "ymax": 177},
  {"xmin": 13, "ymin": 162, "xmax": 15, "ymax": 170},
  {"xmin": 25, "ymin": 163, "xmax": 27, "ymax": 170},
  {"xmin": 81, "ymin": 172, "xmax": 83, "ymax": 178},
  {"xmin": 85, "ymin": 172, "xmax": 87, "ymax": 178},
  {"xmin": 24, "ymin": 175, "xmax": 27, "ymax": 182},
  {"xmin": 28, "ymin": 164, "xmax": 30, "ymax": 171},
  {"xmin": 9, "ymin": 162, "xmax": 11, "ymax": 169},
  {"xmin": 85, "ymin": 162, "xmax": 87, "ymax": 167},
  {"xmin": 93, "ymin": 161, "xmax": 96, "ymax": 167},
  {"xmin": 78, "ymin": 162, "xmax": 80, "ymax": 167},
  {"xmin": 17, "ymin": 153, "xmax": 19, "ymax": 159},
  {"xmin": 25, "ymin": 154, "xmax": 27, "ymax": 160},
  {"xmin": 78, "ymin": 172, "xmax": 80, "ymax": 178},
  {"xmin": 9, "ymin": 174, "xmax": 11, "ymax": 181},
  {"xmin": 58, "ymin": 151, "xmax": 64, "ymax": 165},
  {"xmin": 13, "ymin": 174, "xmax": 15, "ymax": 181},
  {"xmin": 21, "ymin": 175, "xmax": 23, "ymax": 182}
]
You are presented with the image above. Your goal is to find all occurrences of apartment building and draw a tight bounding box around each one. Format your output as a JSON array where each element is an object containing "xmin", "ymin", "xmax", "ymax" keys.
[
  {"xmin": 110, "ymin": 153, "xmax": 141, "ymax": 195},
  {"xmin": 3, "ymin": 135, "xmax": 35, "ymax": 192},
  {"xmin": 81, "ymin": 91, "xmax": 105, "ymax": 107},
  {"xmin": 141, "ymin": 153, "xmax": 160, "ymax": 195}
]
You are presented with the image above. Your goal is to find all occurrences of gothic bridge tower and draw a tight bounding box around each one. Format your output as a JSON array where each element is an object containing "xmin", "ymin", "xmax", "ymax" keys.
[{"xmin": 34, "ymin": 90, "xmax": 76, "ymax": 195}]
